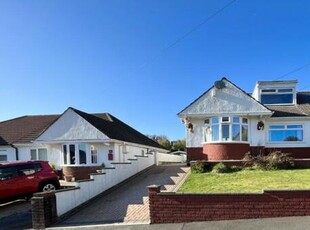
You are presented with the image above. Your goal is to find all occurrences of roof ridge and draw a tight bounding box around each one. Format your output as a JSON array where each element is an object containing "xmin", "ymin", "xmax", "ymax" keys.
[{"xmin": 0, "ymin": 115, "xmax": 28, "ymax": 124}]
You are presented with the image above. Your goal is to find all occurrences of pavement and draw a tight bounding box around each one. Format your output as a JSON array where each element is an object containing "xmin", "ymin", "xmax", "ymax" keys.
[
  {"xmin": 52, "ymin": 164, "xmax": 190, "ymax": 228},
  {"xmin": 49, "ymin": 216, "xmax": 310, "ymax": 230}
]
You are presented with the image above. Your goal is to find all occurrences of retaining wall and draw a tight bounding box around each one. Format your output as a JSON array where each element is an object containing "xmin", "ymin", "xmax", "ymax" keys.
[{"xmin": 148, "ymin": 185, "xmax": 310, "ymax": 223}]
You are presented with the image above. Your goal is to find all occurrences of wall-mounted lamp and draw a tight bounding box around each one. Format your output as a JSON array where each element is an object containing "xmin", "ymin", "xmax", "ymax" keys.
[
  {"xmin": 187, "ymin": 122, "xmax": 193, "ymax": 133},
  {"xmin": 257, "ymin": 121, "xmax": 264, "ymax": 130}
]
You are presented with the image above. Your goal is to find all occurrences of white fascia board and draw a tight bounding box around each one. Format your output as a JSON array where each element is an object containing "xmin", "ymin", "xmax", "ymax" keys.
[
  {"xmin": 34, "ymin": 138, "xmax": 168, "ymax": 153},
  {"xmin": 33, "ymin": 138, "xmax": 111, "ymax": 144},
  {"xmin": 179, "ymin": 111, "xmax": 273, "ymax": 118},
  {"xmin": 113, "ymin": 140, "xmax": 169, "ymax": 153},
  {"xmin": 266, "ymin": 117, "xmax": 310, "ymax": 121}
]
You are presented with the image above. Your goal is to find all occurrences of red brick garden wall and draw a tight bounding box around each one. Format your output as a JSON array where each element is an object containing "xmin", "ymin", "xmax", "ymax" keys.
[
  {"xmin": 62, "ymin": 166, "xmax": 100, "ymax": 180},
  {"xmin": 265, "ymin": 147, "xmax": 310, "ymax": 159},
  {"xmin": 203, "ymin": 143, "xmax": 250, "ymax": 160},
  {"xmin": 186, "ymin": 147, "xmax": 205, "ymax": 161},
  {"xmin": 148, "ymin": 185, "xmax": 310, "ymax": 223}
]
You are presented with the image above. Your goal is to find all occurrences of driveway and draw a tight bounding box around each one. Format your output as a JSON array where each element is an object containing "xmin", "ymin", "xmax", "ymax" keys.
[{"xmin": 54, "ymin": 164, "xmax": 190, "ymax": 227}]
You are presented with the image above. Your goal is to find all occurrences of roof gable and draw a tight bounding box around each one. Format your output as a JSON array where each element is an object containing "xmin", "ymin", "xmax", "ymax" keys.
[
  {"xmin": 36, "ymin": 107, "xmax": 164, "ymax": 149},
  {"xmin": 36, "ymin": 108, "xmax": 109, "ymax": 142},
  {"xmin": 178, "ymin": 78, "xmax": 272, "ymax": 117}
]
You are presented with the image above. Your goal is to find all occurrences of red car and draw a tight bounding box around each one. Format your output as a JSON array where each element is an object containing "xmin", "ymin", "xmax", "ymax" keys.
[{"xmin": 0, "ymin": 160, "xmax": 60, "ymax": 202}]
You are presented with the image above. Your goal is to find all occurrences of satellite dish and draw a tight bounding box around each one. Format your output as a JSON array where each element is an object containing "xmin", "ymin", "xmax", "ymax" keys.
[{"xmin": 214, "ymin": 80, "xmax": 226, "ymax": 89}]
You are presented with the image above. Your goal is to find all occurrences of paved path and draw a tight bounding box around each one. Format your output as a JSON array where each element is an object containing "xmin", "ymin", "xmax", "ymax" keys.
[
  {"xmin": 54, "ymin": 165, "xmax": 190, "ymax": 227},
  {"xmin": 49, "ymin": 216, "xmax": 310, "ymax": 230}
]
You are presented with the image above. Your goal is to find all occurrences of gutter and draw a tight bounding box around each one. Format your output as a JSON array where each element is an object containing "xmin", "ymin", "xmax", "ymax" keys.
[{"xmin": 10, "ymin": 144, "xmax": 19, "ymax": 160}]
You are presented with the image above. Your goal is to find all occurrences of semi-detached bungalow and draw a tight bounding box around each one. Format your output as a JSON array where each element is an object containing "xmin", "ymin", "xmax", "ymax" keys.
[
  {"xmin": 178, "ymin": 77, "xmax": 310, "ymax": 161},
  {"xmin": 0, "ymin": 107, "xmax": 167, "ymax": 179}
]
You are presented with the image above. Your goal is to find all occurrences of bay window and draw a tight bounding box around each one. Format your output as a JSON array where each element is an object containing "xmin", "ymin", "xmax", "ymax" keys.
[
  {"xmin": 62, "ymin": 144, "xmax": 98, "ymax": 165},
  {"xmin": 269, "ymin": 125, "xmax": 303, "ymax": 142},
  {"xmin": 204, "ymin": 116, "xmax": 248, "ymax": 143}
]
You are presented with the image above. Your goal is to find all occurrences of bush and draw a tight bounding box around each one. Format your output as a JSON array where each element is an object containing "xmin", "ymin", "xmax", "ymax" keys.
[
  {"xmin": 265, "ymin": 151, "xmax": 294, "ymax": 169},
  {"xmin": 212, "ymin": 163, "xmax": 232, "ymax": 173},
  {"xmin": 191, "ymin": 160, "xmax": 211, "ymax": 173},
  {"xmin": 243, "ymin": 151, "xmax": 294, "ymax": 170}
]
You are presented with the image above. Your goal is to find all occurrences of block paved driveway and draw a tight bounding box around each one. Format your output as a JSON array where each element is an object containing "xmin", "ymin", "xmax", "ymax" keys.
[{"xmin": 54, "ymin": 164, "xmax": 190, "ymax": 227}]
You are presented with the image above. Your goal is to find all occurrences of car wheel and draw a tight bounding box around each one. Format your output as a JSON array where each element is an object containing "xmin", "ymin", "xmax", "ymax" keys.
[{"xmin": 41, "ymin": 182, "xmax": 57, "ymax": 192}]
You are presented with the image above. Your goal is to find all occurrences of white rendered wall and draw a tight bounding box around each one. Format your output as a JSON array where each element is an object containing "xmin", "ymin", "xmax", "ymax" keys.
[
  {"xmin": 186, "ymin": 118, "xmax": 204, "ymax": 148},
  {"xmin": 55, "ymin": 153, "xmax": 156, "ymax": 217},
  {"xmin": 156, "ymin": 152, "xmax": 186, "ymax": 164},
  {"xmin": 36, "ymin": 108, "xmax": 109, "ymax": 142},
  {"xmin": 0, "ymin": 146, "xmax": 16, "ymax": 162},
  {"xmin": 16, "ymin": 144, "xmax": 49, "ymax": 161}
]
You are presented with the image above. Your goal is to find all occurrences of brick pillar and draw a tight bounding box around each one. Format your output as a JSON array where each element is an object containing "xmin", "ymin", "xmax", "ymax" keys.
[
  {"xmin": 148, "ymin": 185, "xmax": 161, "ymax": 224},
  {"xmin": 31, "ymin": 192, "xmax": 57, "ymax": 229}
]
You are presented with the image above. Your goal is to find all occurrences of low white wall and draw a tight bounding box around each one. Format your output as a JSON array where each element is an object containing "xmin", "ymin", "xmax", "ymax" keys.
[
  {"xmin": 55, "ymin": 153, "xmax": 155, "ymax": 216},
  {"xmin": 156, "ymin": 152, "xmax": 186, "ymax": 165}
]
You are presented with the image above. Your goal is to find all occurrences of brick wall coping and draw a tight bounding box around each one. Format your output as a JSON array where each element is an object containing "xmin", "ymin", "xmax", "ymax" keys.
[
  {"xmin": 54, "ymin": 186, "xmax": 80, "ymax": 193},
  {"xmin": 62, "ymin": 165, "xmax": 101, "ymax": 168},
  {"xmin": 75, "ymin": 178, "xmax": 94, "ymax": 183},
  {"xmin": 158, "ymin": 189, "xmax": 310, "ymax": 196},
  {"xmin": 33, "ymin": 191, "xmax": 57, "ymax": 198},
  {"xmin": 111, "ymin": 162, "xmax": 132, "ymax": 165},
  {"xmin": 134, "ymin": 155, "xmax": 148, "ymax": 158},
  {"xmin": 89, "ymin": 172, "xmax": 106, "ymax": 175}
]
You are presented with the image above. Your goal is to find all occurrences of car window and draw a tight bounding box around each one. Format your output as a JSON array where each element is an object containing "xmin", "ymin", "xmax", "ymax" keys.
[
  {"xmin": 17, "ymin": 163, "xmax": 36, "ymax": 176},
  {"xmin": 0, "ymin": 166, "xmax": 18, "ymax": 180},
  {"xmin": 34, "ymin": 163, "xmax": 43, "ymax": 172}
]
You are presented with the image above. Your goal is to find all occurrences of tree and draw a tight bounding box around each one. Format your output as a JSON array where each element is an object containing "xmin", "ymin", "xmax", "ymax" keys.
[
  {"xmin": 147, "ymin": 134, "xmax": 185, "ymax": 152},
  {"xmin": 147, "ymin": 134, "xmax": 172, "ymax": 150},
  {"xmin": 171, "ymin": 139, "xmax": 186, "ymax": 151}
]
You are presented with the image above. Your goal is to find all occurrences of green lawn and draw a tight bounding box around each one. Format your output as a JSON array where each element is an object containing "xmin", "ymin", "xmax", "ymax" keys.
[{"xmin": 178, "ymin": 169, "xmax": 310, "ymax": 193}]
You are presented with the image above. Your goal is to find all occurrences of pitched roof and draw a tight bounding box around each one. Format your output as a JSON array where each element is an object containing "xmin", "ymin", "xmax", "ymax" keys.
[
  {"xmin": 0, "ymin": 115, "xmax": 60, "ymax": 145},
  {"xmin": 0, "ymin": 108, "xmax": 164, "ymax": 150},
  {"xmin": 266, "ymin": 92, "xmax": 310, "ymax": 118},
  {"xmin": 71, "ymin": 108, "xmax": 163, "ymax": 149}
]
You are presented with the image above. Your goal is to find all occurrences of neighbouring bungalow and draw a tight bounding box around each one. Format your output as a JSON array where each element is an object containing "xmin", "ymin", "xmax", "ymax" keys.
[
  {"xmin": 0, "ymin": 107, "xmax": 167, "ymax": 179},
  {"xmin": 178, "ymin": 77, "xmax": 310, "ymax": 162}
]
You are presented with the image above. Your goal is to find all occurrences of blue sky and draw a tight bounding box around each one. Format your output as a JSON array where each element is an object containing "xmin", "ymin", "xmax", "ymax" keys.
[{"xmin": 0, "ymin": 0, "xmax": 310, "ymax": 140}]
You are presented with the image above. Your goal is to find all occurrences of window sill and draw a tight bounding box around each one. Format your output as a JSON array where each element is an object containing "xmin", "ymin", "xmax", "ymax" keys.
[
  {"xmin": 61, "ymin": 164, "xmax": 100, "ymax": 167},
  {"xmin": 202, "ymin": 141, "xmax": 249, "ymax": 144},
  {"xmin": 267, "ymin": 141, "xmax": 305, "ymax": 144}
]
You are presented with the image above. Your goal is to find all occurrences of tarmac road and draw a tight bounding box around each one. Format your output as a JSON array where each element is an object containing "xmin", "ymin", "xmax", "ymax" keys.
[{"xmin": 0, "ymin": 199, "xmax": 32, "ymax": 230}]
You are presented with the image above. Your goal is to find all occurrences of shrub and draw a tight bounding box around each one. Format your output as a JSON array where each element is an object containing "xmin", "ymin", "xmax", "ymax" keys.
[
  {"xmin": 243, "ymin": 151, "xmax": 294, "ymax": 170},
  {"xmin": 191, "ymin": 160, "xmax": 211, "ymax": 173},
  {"xmin": 265, "ymin": 151, "xmax": 294, "ymax": 169},
  {"xmin": 212, "ymin": 163, "xmax": 232, "ymax": 173}
]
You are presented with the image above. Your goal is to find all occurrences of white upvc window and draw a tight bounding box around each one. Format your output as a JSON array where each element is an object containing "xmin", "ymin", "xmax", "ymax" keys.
[
  {"xmin": 30, "ymin": 148, "xmax": 48, "ymax": 161},
  {"xmin": 90, "ymin": 145, "xmax": 98, "ymax": 164},
  {"xmin": 204, "ymin": 116, "xmax": 248, "ymax": 143},
  {"xmin": 260, "ymin": 88, "xmax": 294, "ymax": 105},
  {"xmin": 268, "ymin": 124, "xmax": 303, "ymax": 142},
  {"xmin": 62, "ymin": 144, "xmax": 98, "ymax": 166}
]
